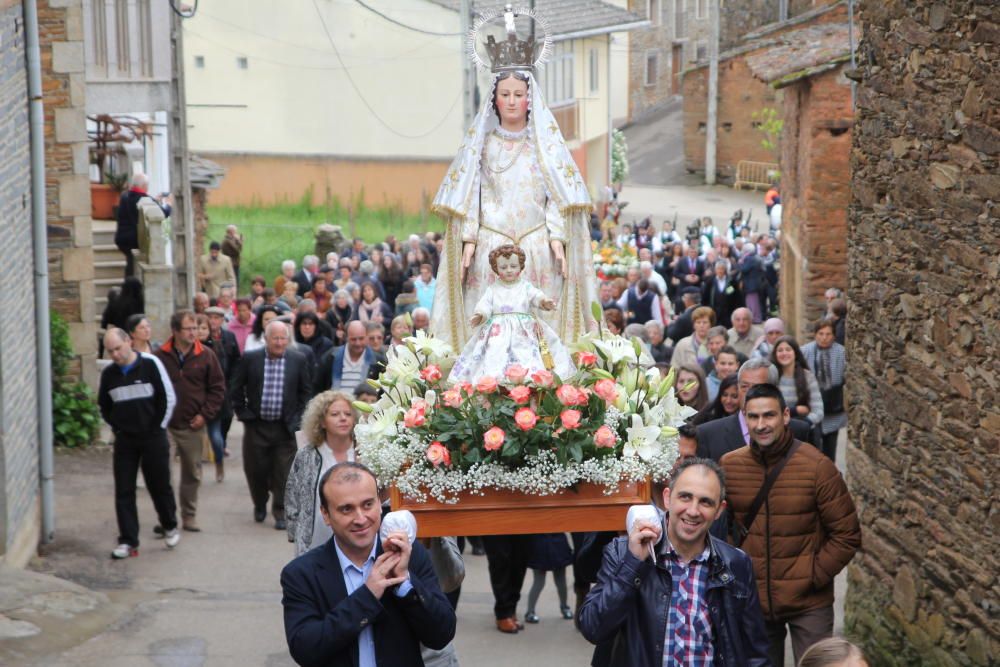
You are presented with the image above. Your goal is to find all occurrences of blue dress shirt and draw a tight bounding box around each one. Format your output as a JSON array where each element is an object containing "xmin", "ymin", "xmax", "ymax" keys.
[{"xmin": 332, "ymin": 538, "xmax": 414, "ymax": 667}]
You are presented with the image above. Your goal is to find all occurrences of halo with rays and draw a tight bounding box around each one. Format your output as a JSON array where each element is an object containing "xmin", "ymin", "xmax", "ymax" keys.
[{"xmin": 467, "ymin": 5, "xmax": 552, "ymax": 73}]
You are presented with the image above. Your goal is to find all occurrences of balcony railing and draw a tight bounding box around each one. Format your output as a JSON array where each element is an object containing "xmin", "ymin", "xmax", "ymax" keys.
[{"xmin": 83, "ymin": 0, "xmax": 170, "ymax": 82}]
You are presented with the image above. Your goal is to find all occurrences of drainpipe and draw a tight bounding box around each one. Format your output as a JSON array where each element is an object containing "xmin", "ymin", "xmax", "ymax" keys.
[{"xmin": 23, "ymin": 0, "xmax": 55, "ymax": 544}]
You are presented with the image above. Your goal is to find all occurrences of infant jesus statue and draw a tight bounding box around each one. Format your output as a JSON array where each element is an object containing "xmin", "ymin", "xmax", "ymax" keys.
[{"xmin": 448, "ymin": 244, "xmax": 576, "ymax": 385}]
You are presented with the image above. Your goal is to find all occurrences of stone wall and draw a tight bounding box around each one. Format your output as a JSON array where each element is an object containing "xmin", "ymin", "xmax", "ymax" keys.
[
  {"xmin": 0, "ymin": 0, "xmax": 42, "ymax": 566},
  {"xmin": 626, "ymin": 0, "xmax": 678, "ymax": 120},
  {"xmin": 846, "ymin": 2, "xmax": 999, "ymax": 665},
  {"xmin": 39, "ymin": 0, "xmax": 97, "ymax": 388},
  {"xmin": 778, "ymin": 67, "xmax": 852, "ymax": 340}
]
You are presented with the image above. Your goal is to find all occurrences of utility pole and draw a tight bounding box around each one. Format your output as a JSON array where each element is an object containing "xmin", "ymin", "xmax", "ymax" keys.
[
  {"xmin": 460, "ymin": 0, "xmax": 474, "ymax": 128},
  {"xmin": 705, "ymin": 0, "xmax": 719, "ymax": 185}
]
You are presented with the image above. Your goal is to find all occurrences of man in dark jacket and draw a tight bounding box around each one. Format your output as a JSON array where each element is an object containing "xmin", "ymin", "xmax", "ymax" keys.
[
  {"xmin": 579, "ymin": 458, "xmax": 770, "ymax": 666},
  {"xmin": 281, "ymin": 463, "xmax": 456, "ymax": 667},
  {"xmin": 114, "ymin": 173, "xmax": 152, "ymax": 278},
  {"xmin": 230, "ymin": 320, "xmax": 312, "ymax": 529},
  {"xmin": 98, "ymin": 328, "xmax": 180, "ymax": 559},
  {"xmin": 155, "ymin": 310, "xmax": 226, "ymax": 532}
]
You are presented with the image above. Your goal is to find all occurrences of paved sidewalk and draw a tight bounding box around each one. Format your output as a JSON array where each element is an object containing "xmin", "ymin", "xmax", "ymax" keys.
[{"xmin": 5, "ymin": 425, "xmax": 596, "ymax": 666}]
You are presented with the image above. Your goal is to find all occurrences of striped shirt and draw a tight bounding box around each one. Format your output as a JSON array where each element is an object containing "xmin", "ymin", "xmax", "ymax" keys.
[
  {"xmin": 663, "ymin": 540, "xmax": 714, "ymax": 666},
  {"xmin": 338, "ymin": 351, "xmax": 366, "ymax": 394},
  {"xmin": 260, "ymin": 354, "xmax": 285, "ymax": 421}
]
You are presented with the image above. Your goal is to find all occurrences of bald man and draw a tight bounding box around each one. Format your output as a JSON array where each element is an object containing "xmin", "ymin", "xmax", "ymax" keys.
[
  {"xmin": 230, "ymin": 320, "xmax": 312, "ymax": 529},
  {"xmin": 98, "ymin": 327, "xmax": 179, "ymax": 557},
  {"xmin": 314, "ymin": 320, "xmax": 377, "ymax": 395}
]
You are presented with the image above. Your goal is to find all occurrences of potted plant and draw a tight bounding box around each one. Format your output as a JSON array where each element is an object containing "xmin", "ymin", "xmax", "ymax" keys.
[{"xmin": 87, "ymin": 114, "xmax": 149, "ymax": 220}]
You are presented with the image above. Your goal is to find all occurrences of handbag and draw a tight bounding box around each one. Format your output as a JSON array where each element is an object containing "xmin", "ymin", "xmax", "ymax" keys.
[
  {"xmin": 820, "ymin": 385, "xmax": 844, "ymax": 414},
  {"xmin": 730, "ymin": 441, "xmax": 803, "ymax": 548}
]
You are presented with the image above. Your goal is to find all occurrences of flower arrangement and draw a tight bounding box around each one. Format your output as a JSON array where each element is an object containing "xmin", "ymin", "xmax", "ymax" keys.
[
  {"xmin": 593, "ymin": 243, "xmax": 639, "ymax": 280},
  {"xmin": 354, "ymin": 314, "xmax": 695, "ymax": 503}
]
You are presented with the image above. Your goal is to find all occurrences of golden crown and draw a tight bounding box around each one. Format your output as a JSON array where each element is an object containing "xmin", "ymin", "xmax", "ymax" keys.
[{"xmin": 470, "ymin": 4, "xmax": 551, "ymax": 73}]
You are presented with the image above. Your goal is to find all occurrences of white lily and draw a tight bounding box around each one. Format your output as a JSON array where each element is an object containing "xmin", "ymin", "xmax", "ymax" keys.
[
  {"xmin": 383, "ymin": 345, "xmax": 422, "ymax": 383},
  {"xmin": 404, "ymin": 330, "xmax": 452, "ymax": 359},
  {"xmin": 592, "ymin": 335, "xmax": 637, "ymax": 365},
  {"xmin": 355, "ymin": 404, "xmax": 402, "ymax": 442},
  {"xmin": 623, "ymin": 414, "xmax": 661, "ymax": 461}
]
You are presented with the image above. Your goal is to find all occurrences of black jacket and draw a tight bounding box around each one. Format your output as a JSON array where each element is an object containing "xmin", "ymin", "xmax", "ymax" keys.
[
  {"xmin": 696, "ymin": 412, "xmax": 817, "ymax": 462},
  {"xmin": 98, "ymin": 353, "xmax": 175, "ymax": 436},
  {"xmin": 229, "ymin": 347, "xmax": 312, "ymax": 435},
  {"xmin": 666, "ymin": 306, "xmax": 695, "ymax": 344},
  {"xmin": 281, "ymin": 537, "xmax": 456, "ymax": 667},
  {"xmin": 579, "ymin": 529, "xmax": 771, "ymax": 667},
  {"xmin": 114, "ymin": 189, "xmax": 144, "ymax": 251},
  {"xmin": 206, "ymin": 329, "xmax": 241, "ymax": 385}
]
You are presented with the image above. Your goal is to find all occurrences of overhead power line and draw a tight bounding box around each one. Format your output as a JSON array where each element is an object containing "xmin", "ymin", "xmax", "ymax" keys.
[
  {"xmin": 352, "ymin": 0, "xmax": 463, "ymax": 36},
  {"xmin": 310, "ymin": 0, "xmax": 461, "ymax": 139}
]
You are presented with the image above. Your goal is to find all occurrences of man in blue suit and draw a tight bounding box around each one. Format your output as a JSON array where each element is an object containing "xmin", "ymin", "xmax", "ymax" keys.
[{"xmin": 281, "ymin": 463, "xmax": 456, "ymax": 667}]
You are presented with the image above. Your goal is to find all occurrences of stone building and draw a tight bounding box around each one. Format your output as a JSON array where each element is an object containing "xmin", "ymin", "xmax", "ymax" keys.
[
  {"xmin": 681, "ymin": 0, "xmax": 844, "ymax": 182},
  {"xmin": 847, "ymin": 2, "xmax": 999, "ymax": 666},
  {"xmin": 0, "ymin": 0, "xmax": 42, "ymax": 567},
  {"xmin": 746, "ymin": 22, "xmax": 852, "ymax": 340},
  {"xmin": 40, "ymin": 0, "xmax": 98, "ymax": 387}
]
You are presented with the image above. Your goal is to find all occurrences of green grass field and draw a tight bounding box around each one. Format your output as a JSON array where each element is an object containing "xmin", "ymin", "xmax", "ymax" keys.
[{"xmin": 204, "ymin": 194, "xmax": 443, "ymax": 292}]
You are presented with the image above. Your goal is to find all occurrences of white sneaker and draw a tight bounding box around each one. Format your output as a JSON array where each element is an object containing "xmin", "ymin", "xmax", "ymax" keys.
[
  {"xmin": 111, "ymin": 543, "xmax": 137, "ymax": 559},
  {"xmin": 164, "ymin": 528, "xmax": 181, "ymax": 549}
]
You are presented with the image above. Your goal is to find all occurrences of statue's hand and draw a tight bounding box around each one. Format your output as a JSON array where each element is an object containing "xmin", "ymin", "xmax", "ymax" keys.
[
  {"xmin": 550, "ymin": 240, "xmax": 567, "ymax": 278},
  {"xmin": 461, "ymin": 243, "xmax": 476, "ymax": 284}
]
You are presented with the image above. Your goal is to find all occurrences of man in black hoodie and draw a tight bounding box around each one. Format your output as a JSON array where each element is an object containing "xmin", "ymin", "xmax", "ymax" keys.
[{"xmin": 98, "ymin": 328, "xmax": 180, "ymax": 559}]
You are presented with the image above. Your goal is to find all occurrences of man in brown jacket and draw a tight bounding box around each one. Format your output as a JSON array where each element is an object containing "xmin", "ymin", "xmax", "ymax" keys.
[
  {"xmin": 721, "ymin": 383, "xmax": 860, "ymax": 666},
  {"xmin": 156, "ymin": 310, "xmax": 226, "ymax": 532}
]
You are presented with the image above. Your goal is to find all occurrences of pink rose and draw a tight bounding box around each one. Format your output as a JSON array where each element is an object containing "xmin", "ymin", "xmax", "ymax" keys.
[
  {"xmin": 483, "ymin": 426, "xmax": 505, "ymax": 451},
  {"xmin": 426, "ymin": 441, "xmax": 451, "ymax": 467},
  {"xmin": 593, "ymin": 379, "xmax": 619, "ymax": 404},
  {"xmin": 505, "ymin": 364, "xmax": 529, "ymax": 384},
  {"xmin": 560, "ymin": 409, "xmax": 583, "ymax": 430},
  {"xmin": 508, "ymin": 385, "xmax": 532, "ymax": 404},
  {"xmin": 410, "ymin": 398, "xmax": 429, "ymax": 414},
  {"xmin": 576, "ymin": 351, "xmax": 598, "ymax": 366},
  {"xmin": 442, "ymin": 389, "xmax": 463, "ymax": 408},
  {"xmin": 403, "ymin": 407, "xmax": 426, "ymax": 428},
  {"xmin": 594, "ymin": 425, "xmax": 617, "ymax": 448},
  {"xmin": 458, "ymin": 382, "xmax": 473, "ymax": 396},
  {"xmin": 476, "ymin": 376, "xmax": 499, "ymax": 394},
  {"xmin": 420, "ymin": 365, "xmax": 443, "ymax": 383},
  {"xmin": 530, "ymin": 370, "xmax": 555, "ymax": 387},
  {"xmin": 514, "ymin": 407, "xmax": 539, "ymax": 431},
  {"xmin": 556, "ymin": 384, "xmax": 587, "ymax": 406}
]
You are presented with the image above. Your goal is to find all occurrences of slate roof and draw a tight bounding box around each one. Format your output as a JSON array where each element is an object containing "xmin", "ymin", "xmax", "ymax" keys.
[
  {"xmin": 189, "ymin": 155, "xmax": 226, "ymax": 190},
  {"xmin": 745, "ymin": 22, "xmax": 851, "ymax": 88},
  {"xmin": 424, "ymin": 0, "xmax": 647, "ymax": 39}
]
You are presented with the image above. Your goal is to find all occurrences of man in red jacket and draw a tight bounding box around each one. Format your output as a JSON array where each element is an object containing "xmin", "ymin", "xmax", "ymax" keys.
[{"xmin": 156, "ymin": 310, "xmax": 226, "ymax": 532}]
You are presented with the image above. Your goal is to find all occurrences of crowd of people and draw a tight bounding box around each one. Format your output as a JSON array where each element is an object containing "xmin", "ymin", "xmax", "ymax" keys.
[{"xmin": 100, "ymin": 197, "xmax": 861, "ymax": 666}]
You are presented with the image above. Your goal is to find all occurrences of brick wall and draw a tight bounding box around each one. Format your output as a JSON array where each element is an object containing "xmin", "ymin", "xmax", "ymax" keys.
[
  {"xmin": 38, "ymin": 0, "xmax": 96, "ymax": 387},
  {"xmin": 682, "ymin": 56, "xmax": 779, "ymax": 181},
  {"xmin": 0, "ymin": 0, "xmax": 42, "ymax": 564},
  {"xmin": 846, "ymin": 2, "xmax": 999, "ymax": 665},
  {"xmin": 779, "ymin": 67, "xmax": 851, "ymax": 340}
]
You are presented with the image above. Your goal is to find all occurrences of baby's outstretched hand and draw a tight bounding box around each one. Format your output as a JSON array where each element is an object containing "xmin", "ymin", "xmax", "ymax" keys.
[
  {"xmin": 539, "ymin": 298, "xmax": 556, "ymax": 311},
  {"xmin": 470, "ymin": 313, "xmax": 485, "ymax": 326}
]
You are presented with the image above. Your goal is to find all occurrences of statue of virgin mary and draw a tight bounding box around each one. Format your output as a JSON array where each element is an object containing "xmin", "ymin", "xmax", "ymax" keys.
[{"xmin": 429, "ymin": 6, "xmax": 598, "ymax": 352}]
